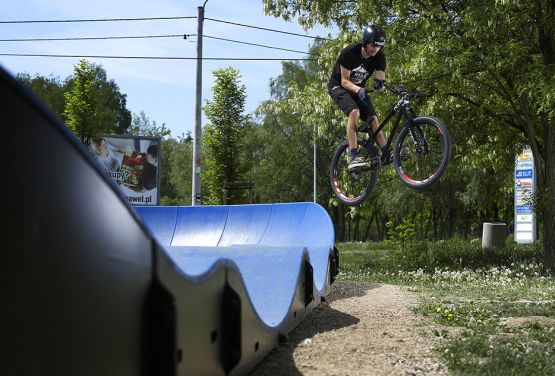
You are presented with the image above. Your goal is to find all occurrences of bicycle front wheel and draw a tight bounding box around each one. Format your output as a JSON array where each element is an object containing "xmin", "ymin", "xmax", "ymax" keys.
[
  {"xmin": 330, "ymin": 140, "xmax": 379, "ymax": 205},
  {"xmin": 394, "ymin": 116, "xmax": 451, "ymax": 189}
]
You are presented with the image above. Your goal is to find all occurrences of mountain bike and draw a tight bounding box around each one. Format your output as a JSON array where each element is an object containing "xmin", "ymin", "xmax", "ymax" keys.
[{"xmin": 330, "ymin": 83, "xmax": 451, "ymax": 206}]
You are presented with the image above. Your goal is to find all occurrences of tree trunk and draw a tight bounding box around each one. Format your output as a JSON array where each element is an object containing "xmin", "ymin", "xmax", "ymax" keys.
[
  {"xmin": 333, "ymin": 205, "xmax": 340, "ymax": 241},
  {"xmin": 363, "ymin": 212, "xmax": 375, "ymax": 241},
  {"xmin": 432, "ymin": 207, "xmax": 438, "ymax": 240},
  {"xmin": 449, "ymin": 208, "xmax": 455, "ymax": 237},
  {"xmin": 353, "ymin": 213, "xmax": 360, "ymax": 242},
  {"xmin": 347, "ymin": 213, "xmax": 351, "ymax": 242},
  {"xmin": 424, "ymin": 210, "xmax": 432, "ymax": 239}
]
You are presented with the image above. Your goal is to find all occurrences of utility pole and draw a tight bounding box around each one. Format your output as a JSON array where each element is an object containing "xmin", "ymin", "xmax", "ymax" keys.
[
  {"xmin": 192, "ymin": 1, "xmax": 207, "ymax": 206},
  {"xmin": 313, "ymin": 121, "xmax": 316, "ymax": 203}
]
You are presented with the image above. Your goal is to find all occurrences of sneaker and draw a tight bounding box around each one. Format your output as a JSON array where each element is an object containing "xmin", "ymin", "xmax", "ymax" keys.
[{"xmin": 348, "ymin": 156, "xmax": 371, "ymax": 171}]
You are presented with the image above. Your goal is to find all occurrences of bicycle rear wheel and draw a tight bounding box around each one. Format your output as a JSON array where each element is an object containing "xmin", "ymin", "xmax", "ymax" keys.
[
  {"xmin": 330, "ymin": 140, "xmax": 379, "ymax": 205},
  {"xmin": 394, "ymin": 116, "xmax": 451, "ymax": 189}
]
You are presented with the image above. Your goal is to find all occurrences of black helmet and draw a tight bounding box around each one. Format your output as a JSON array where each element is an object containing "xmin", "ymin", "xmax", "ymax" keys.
[{"xmin": 362, "ymin": 25, "xmax": 386, "ymax": 47}]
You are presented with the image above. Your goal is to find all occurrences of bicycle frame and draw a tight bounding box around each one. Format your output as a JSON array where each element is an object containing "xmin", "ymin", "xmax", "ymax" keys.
[{"xmin": 361, "ymin": 91, "xmax": 426, "ymax": 157}]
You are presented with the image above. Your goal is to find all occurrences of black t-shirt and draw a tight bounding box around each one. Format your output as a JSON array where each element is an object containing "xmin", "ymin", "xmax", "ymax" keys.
[{"xmin": 328, "ymin": 43, "xmax": 386, "ymax": 90}]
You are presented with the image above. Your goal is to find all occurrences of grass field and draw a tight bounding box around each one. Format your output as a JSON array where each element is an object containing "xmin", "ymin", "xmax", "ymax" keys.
[{"xmin": 337, "ymin": 239, "xmax": 555, "ymax": 375}]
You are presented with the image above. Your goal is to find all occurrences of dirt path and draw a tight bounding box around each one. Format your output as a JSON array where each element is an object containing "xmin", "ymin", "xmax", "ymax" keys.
[{"xmin": 250, "ymin": 282, "xmax": 448, "ymax": 376}]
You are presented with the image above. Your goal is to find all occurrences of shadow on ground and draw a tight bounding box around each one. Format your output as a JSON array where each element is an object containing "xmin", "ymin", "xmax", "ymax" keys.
[{"xmin": 249, "ymin": 282, "xmax": 380, "ymax": 376}]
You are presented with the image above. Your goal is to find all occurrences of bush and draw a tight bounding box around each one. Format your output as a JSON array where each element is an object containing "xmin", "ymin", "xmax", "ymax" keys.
[{"xmin": 338, "ymin": 238, "xmax": 543, "ymax": 275}]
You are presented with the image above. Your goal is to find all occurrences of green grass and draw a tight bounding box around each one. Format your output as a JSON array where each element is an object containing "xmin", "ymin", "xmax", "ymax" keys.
[{"xmin": 337, "ymin": 239, "xmax": 555, "ymax": 375}]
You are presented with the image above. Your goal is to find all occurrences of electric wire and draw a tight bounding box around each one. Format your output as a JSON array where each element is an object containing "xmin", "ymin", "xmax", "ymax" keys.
[
  {"xmin": 0, "ymin": 15, "xmax": 328, "ymax": 59},
  {"xmin": 0, "ymin": 15, "xmax": 330, "ymax": 41},
  {"xmin": 0, "ymin": 16, "xmax": 196, "ymax": 24},
  {"xmin": 203, "ymin": 35, "xmax": 317, "ymax": 55},
  {"xmin": 0, "ymin": 34, "xmax": 187, "ymax": 42},
  {"xmin": 0, "ymin": 52, "xmax": 315, "ymax": 61},
  {"xmin": 205, "ymin": 17, "xmax": 330, "ymax": 40},
  {"xmin": 0, "ymin": 33, "xmax": 318, "ymax": 55}
]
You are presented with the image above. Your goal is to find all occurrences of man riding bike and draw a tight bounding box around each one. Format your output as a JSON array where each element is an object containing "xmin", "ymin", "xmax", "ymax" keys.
[{"xmin": 328, "ymin": 25, "xmax": 390, "ymax": 171}]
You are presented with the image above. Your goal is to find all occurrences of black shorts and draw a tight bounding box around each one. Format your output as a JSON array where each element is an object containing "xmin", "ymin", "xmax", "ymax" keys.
[{"xmin": 328, "ymin": 85, "xmax": 377, "ymax": 122}]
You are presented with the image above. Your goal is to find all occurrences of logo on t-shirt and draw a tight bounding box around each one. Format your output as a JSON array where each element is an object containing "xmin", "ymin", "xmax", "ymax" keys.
[{"xmin": 350, "ymin": 65, "xmax": 369, "ymax": 85}]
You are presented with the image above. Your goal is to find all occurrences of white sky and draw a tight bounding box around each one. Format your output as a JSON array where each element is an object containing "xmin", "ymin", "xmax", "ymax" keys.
[{"xmin": 1, "ymin": 0, "xmax": 336, "ymax": 138}]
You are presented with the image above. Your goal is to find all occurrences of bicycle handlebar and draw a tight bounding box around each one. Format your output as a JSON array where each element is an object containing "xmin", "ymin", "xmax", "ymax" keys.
[
  {"xmin": 382, "ymin": 81, "xmax": 427, "ymax": 100},
  {"xmin": 367, "ymin": 79, "xmax": 428, "ymax": 100}
]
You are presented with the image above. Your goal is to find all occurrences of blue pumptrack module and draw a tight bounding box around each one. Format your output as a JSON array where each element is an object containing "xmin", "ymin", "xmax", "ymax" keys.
[{"xmin": 2, "ymin": 64, "xmax": 339, "ymax": 376}]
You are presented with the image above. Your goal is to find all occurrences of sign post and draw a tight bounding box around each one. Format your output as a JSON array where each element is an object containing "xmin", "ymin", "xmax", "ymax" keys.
[{"xmin": 514, "ymin": 145, "xmax": 536, "ymax": 243}]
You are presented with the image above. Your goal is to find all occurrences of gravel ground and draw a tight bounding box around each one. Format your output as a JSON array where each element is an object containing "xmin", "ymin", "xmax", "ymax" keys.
[{"xmin": 250, "ymin": 281, "xmax": 448, "ymax": 376}]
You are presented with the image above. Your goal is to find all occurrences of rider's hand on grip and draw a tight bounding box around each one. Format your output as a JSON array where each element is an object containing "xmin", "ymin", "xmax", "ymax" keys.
[
  {"xmin": 357, "ymin": 87, "xmax": 366, "ymax": 101},
  {"xmin": 373, "ymin": 78, "xmax": 385, "ymax": 91}
]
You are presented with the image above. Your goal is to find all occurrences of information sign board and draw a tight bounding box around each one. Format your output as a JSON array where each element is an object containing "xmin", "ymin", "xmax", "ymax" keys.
[{"xmin": 514, "ymin": 146, "xmax": 536, "ymax": 243}]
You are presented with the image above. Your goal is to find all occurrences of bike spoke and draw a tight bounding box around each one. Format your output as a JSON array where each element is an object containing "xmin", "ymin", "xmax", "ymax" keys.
[
  {"xmin": 331, "ymin": 145, "xmax": 376, "ymax": 204},
  {"xmin": 397, "ymin": 121, "xmax": 447, "ymax": 186}
]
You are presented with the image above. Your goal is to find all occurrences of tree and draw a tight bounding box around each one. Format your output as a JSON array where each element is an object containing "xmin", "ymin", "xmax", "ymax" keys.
[
  {"xmin": 63, "ymin": 60, "xmax": 99, "ymax": 144},
  {"xmin": 263, "ymin": 0, "xmax": 555, "ymax": 270},
  {"xmin": 159, "ymin": 134, "xmax": 194, "ymax": 206},
  {"xmin": 246, "ymin": 107, "xmax": 314, "ymax": 202},
  {"xmin": 247, "ymin": 51, "xmax": 339, "ymax": 205},
  {"xmin": 16, "ymin": 73, "xmax": 66, "ymax": 117},
  {"xmin": 86, "ymin": 64, "xmax": 131, "ymax": 135},
  {"xmin": 202, "ymin": 67, "xmax": 248, "ymax": 205},
  {"xmin": 63, "ymin": 60, "xmax": 132, "ymax": 143},
  {"xmin": 128, "ymin": 111, "xmax": 171, "ymax": 139}
]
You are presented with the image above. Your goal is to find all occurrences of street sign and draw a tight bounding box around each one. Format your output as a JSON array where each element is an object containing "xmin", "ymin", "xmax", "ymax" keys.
[{"xmin": 514, "ymin": 146, "xmax": 536, "ymax": 243}]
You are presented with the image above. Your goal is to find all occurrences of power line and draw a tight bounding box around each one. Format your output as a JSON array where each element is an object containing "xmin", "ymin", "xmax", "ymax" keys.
[
  {"xmin": 0, "ymin": 16, "xmax": 331, "ymax": 42},
  {"xmin": 0, "ymin": 33, "xmax": 316, "ymax": 55},
  {"xmin": 0, "ymin": 34, "xmax": 187, "ymax": 42},
  {"xmin": 205, "ymin": 17, "xmax": 330, "ymax": 40},
  {"xmin": 0, "ymin": 52, "xmax": 314, "ymax": 61},
  {"xmin": 203, "ymin": 35, "xmax": 317, "ymax": 55},
  {"xmin": 0, "ymin": 16, "xmax": 196, "ymax": 24}
]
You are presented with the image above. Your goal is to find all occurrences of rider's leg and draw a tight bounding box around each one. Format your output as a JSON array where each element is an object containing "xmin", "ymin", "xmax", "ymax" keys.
[
  {"xmin": 370, "ymin": 115, "xmax": 387, "ymax": 149},
  {"xmin": 347, "ymin": 108, "xmax": 360, "ymax": 152},
  {"xmin": 370, "ymin": 115, "xmax": 394, "ymax": 164}
]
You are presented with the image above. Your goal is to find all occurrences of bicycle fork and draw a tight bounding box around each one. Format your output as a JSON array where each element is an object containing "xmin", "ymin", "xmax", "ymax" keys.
[{"xmin": 402, "ymin": 110, "xmax": 429, "ymax": 155}]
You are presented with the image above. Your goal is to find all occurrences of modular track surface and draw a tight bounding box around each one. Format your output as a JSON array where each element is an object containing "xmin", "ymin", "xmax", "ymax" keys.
[{"xmin": 2, "ymin": 65, "xmax": 339, "ymax": 376}]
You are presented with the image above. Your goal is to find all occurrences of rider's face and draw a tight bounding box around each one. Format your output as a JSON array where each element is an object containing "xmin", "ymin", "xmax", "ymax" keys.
[{"xmin": 364, "ymin": 43, "xmax": 382, "ymax": 57}]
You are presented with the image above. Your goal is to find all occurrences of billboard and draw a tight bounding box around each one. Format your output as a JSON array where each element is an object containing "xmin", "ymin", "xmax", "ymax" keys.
[
  {"xmin": 89, "ymin": 135, "xmax": 160, "ymax": 205},
  {"xmin": 514, "ymin": 145, "xmax": 535, "ymax": 243}
]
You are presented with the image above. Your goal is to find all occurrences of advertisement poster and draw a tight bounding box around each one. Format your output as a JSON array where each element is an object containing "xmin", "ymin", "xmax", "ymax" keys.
[
  {"xmin": 89, "ymin": 135, "xmax": 160, "ymax": 205},
  {"xmin": 514, "ymin": 145, "xmax": 535, "ymax": 243}
]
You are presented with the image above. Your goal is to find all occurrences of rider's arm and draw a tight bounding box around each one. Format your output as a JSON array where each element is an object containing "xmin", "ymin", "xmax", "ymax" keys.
[
  {"xmin": 340, "ymin": 65, "xmax": 363, "ymax": 94},
  {"xmin": 374, "ymin": 70, "xmax": 386, "ymax": 92}
]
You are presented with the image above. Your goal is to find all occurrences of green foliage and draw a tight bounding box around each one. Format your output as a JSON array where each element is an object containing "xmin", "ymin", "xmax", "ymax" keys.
[
  {"xmin": 249, "ymin": 43, "xmax": 340, "ymax": 204},
  {"xmin": 339, "ymin": 239, "xmax": 555, "ymax": 375},
  {"xmin": 246, "ymin": 104, "xmax": 314, "ymax": 202},
  {"xmin": 338, "ymin": 239, "xmax": 543, "ymax": 277},
  {"xmin": 260, "ymin": 0, "xmax": 554, "ymax": 268},
  {"xmin": 16, "ymin": 73, "xmax": 66, "ymax": 116},
  {"xmin": 63, "ymin": 60, "xmax": 99, "ymax": 144},
  {"xmin": 128, "ymin": 111, "xmax": 171, "ymax": 139},
  {"xmin": 66, "ymin": 63, "xmax": 132, "ymax": 135},
  {"xmin": 160, "ymin": 134, "xmax": 193, "ymax": 206},
  {"xmin": 20, "ymin": 60, "xmax": 132, "ymax": 144},
  {"xmin": 385, "ymin": 218, "xmax": 416, "ymax": 243},
  {"xmin": 202, "ymin": 67, "xmax": 248, "ymax": 205}
]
